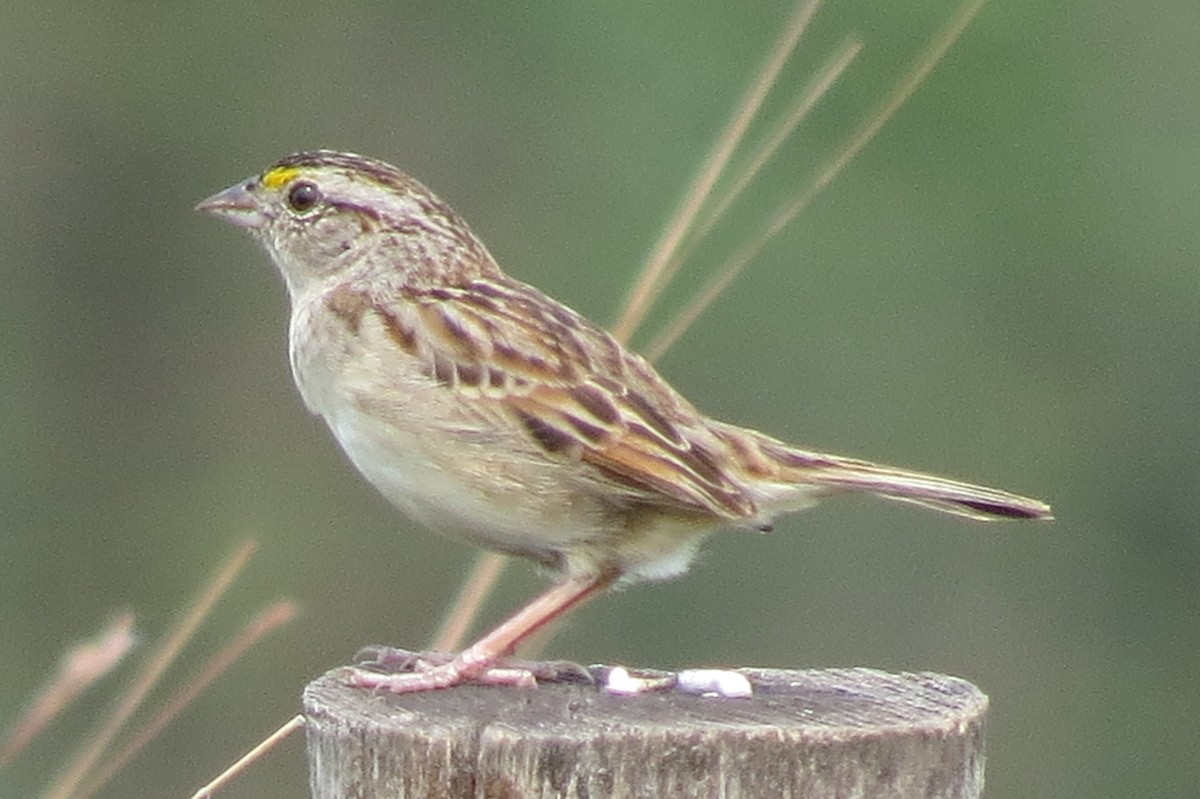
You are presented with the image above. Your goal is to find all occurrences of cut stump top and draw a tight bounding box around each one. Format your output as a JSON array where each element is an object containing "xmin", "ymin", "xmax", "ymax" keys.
[{"xmin": 304, "ymin": 666, "xmax": 988, "ymax": 799}]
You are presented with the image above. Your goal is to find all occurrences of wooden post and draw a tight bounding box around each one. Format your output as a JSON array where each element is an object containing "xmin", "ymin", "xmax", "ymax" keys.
[{"xmin": 304, "ymin": 666, "xmax": 987, "ymax": 798}]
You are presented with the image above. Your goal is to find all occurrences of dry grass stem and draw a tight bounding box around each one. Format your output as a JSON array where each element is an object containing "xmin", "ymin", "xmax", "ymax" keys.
[
  {"xmin": 611, "ymin": 0, "xmax": 821, "ymax": 343},
  {"xmin": 644, "ymin": 0, "xmax": 987, "ymax": 361},
  {"xmin": 76, "ymin": 600, "xmax": 297, "ymax": 799},
  {"xmin": 41, "ymin": 539, "xmax": 257, "ymax": 799},
  {"xmin": 692, "ymin": 37, "xmax": 862, "ymax": 244},
  {"xmin": 645, "ymin": 36, "xmax": 862, "ymax": 324},
  {"xmin": 0, "ymin": 613, "xmax": 136, "ymax": 768},
  {"xmin": 430, "ymin": 552, "xmax": 508, "ymax": 652},
  {"xmin": 186, "ymin": 715, "xmax": 306, "ymax": 799}
]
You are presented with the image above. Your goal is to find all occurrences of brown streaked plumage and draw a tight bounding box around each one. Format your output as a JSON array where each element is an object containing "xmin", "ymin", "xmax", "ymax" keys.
[{"xmin": 197, "ymin": 150, "xmax": 1051, "ymax": 693}]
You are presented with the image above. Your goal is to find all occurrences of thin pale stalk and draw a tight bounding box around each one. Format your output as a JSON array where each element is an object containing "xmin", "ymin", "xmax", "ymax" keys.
[
  {"xmin": 611, "ymin": 0, "xmax": 821, "ymax": 343},
  {"xmin": 187, "ymin": 715, "xmax": 306, "ymax": 799},
  {"xmin": 41, "ymin": 540, "xmax": 257, "ymax": 799},
  {"xmin": 645, "ymin": 0, "xmax": 988, "ymax": 362},
  {"xmin": 649, "ymin": 37, "xmax": 861, "ymax": 310},
  {"xmin": 0, "ymin": 613, "xmax": 136, "ymax": 768},
  {"xmin": 692, "ymin": 37, "xmax": 862, "ymax": 242},
  {"xmin": 429, "ymin": 552, "xmax": 508, "ymax": 653},
  {"xmin": 645, "ymin": 238, "xmax": 763, "ymax": 363},
  {"xmin": 76, "ymin": 601, "xmax": 297, "ymax": 799}
]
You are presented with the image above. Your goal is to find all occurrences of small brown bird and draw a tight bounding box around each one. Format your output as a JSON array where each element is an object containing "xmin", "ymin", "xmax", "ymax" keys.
[{"xmin": 197, "ymin": 150, "xmax": 1051, "ymax": 692}]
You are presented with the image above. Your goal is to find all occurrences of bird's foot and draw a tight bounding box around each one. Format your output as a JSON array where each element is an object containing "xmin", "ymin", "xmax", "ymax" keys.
[{"xmin": 346, "ymin": 645, "xmax": 592, "ymax": 693}]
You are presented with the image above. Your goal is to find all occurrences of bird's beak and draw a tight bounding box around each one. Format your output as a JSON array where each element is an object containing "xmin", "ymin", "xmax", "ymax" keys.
[{"xmin": 195, "ymin": 180, "xmax": 267, "ymax": 229}]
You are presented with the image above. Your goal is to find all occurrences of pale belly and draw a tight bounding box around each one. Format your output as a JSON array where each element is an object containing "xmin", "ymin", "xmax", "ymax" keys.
[
  {"xmin": 322, "ymin": 397, "xmax": 716, "ymax": 582},
  {"xmin": 328, "ymin": 401, "xmax": 594, "ymax": 563}
]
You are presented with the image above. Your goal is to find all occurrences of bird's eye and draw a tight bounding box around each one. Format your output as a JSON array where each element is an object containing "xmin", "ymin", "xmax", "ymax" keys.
[{"xmin": 286, "ymin": 181, "xmax": 321, "ymax": 213}]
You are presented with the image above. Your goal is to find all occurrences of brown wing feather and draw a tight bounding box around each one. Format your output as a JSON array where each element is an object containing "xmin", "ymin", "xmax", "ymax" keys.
[{"xmin": 384, "ymin": 278, "xmax": 758, "ymax": 520}]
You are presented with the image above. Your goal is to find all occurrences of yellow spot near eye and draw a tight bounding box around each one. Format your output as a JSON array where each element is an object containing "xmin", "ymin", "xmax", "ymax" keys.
[{"xmin": 261, "ymin": 166, "xmax": 301, "ymax": 190}]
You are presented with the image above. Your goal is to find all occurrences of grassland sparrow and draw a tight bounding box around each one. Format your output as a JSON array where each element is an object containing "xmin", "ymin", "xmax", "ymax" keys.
[{"xmin": 197, "ymin": 150, "xmax": 1051, "ymax": 692}]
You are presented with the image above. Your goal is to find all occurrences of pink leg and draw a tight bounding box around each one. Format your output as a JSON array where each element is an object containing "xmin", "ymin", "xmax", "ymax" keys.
[{"xmin": 346, "ymin": 572, "xmax": 613, "ymax": 693}]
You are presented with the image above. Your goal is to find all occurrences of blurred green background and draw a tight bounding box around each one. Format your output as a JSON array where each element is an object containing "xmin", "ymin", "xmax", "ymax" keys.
[{"xmin": 2, "ymin": 0, "xmax": 1196, "ymax": 796}]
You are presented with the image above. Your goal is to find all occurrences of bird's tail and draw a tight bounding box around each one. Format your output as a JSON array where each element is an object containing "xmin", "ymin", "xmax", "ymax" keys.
[{"xmin": 715, "ymin": 424, "xmax": 1052, "ymax": 522}]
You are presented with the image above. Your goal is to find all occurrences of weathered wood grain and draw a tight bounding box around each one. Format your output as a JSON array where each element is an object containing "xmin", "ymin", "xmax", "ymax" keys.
[{"xmin": 304, "ymin": 666, "xmax": 987, "ymax": 798}]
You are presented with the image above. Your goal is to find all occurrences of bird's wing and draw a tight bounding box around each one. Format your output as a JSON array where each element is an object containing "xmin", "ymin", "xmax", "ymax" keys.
[{"xmin": 368, "ymin": 277, "xmax": 758, "ymax": 520}]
